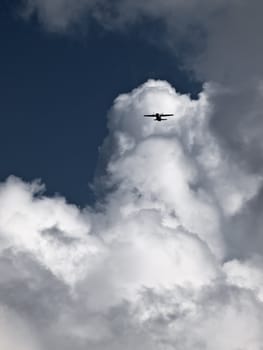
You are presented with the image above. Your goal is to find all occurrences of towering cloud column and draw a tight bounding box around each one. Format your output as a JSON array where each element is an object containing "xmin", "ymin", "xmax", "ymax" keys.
[{"xmin": 1, "ymin": 80, "xmax": 263, "ymax": 349}]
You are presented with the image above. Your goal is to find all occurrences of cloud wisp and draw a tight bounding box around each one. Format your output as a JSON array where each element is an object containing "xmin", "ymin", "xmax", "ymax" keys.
[{"xmin": 1, "ymin": 80, "xmax": 263, "ymax": 349}]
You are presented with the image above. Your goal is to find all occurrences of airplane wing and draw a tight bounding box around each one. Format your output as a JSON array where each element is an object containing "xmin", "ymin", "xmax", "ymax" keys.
[
  {"xmin": 144, "ymin": 114, "xmax": 155, "ymax": 117},
  {"xmin": 161, "ymin": 114, "xmax": 174, "ymax": 116}
]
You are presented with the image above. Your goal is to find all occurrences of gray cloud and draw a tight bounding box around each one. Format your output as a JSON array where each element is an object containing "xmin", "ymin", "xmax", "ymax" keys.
[{"xmin": 20, "ymin": 0, "xmax": 263, "ymax": 82}]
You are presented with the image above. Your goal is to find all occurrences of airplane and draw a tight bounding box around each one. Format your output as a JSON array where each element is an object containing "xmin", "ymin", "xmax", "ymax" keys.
[{"xmin": 144, "ymin": 113, "xmax": 174, "ymax": 121}]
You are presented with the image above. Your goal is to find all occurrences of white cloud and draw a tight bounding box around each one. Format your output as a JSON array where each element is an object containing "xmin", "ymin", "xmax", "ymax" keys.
[
  {"xmin": 1, "ymin": 80, "xmax": 263, "ymax": 348},
  {"xmin": 134, "ymin": 286, "xmax": 263, "ymax": 350},
  {"xmin": 0, "ymin": 176, "xmax": 102, "ymax": 285},
  {"xmin": 224, "ymin": 257, "xmax": 263, "ymax": 302}
]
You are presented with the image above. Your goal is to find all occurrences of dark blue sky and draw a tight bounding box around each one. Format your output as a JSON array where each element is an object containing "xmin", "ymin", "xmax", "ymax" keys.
[{"xmin": 0, "ymin": 1, "xmax": 201, "ymax": 206}]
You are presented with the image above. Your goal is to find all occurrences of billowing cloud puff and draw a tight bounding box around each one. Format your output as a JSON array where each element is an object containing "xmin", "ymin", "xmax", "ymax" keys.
[{"xmin": 1, "ymin": 80, "xmax": 263, "ymax": 349}]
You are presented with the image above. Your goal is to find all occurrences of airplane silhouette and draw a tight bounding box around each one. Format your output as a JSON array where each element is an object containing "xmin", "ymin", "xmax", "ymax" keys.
[{"xmin": 144, "ymin": 113, "xmax": 174, "ymax": 121}]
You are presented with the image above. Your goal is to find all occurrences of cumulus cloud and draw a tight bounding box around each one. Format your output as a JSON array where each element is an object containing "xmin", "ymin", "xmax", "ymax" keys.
[{"xmin": 1, "ymin": 80, "xmax": 263, "ymax": 349}]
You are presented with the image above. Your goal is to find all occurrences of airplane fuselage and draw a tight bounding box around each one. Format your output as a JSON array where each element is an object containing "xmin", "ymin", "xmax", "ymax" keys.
[{"xmin": 155, "ymin": 114, "xmax": 163, "ymax": 121}]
